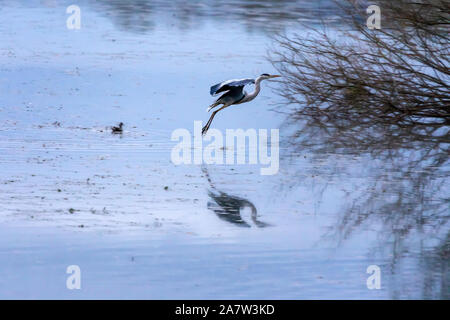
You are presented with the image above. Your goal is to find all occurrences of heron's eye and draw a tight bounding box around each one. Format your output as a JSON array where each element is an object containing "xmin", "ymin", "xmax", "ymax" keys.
[{"xmin": 261, "ymin": 73, "xmax": 270, "ymax": 77}]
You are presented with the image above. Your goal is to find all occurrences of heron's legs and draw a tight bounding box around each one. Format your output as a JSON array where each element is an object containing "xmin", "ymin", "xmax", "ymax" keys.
[
  {"xmin": 206, "ymin": 102, "xmax": 220, "ymax": 112},
  {"xmin": 202, "ymin": 104, "xmax": 230, "ymax": 135}
]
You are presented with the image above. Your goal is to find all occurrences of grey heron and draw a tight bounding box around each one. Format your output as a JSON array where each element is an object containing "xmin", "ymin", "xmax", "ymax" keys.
[{"xmin": 202, "ymin": 73, "xmax": 280, "ymax": 135}]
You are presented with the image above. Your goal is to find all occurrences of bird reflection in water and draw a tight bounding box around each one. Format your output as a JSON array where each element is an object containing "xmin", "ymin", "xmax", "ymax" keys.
[{"xmin": 203, "ymin": 167, "xmax": 270, "ymax": 228}]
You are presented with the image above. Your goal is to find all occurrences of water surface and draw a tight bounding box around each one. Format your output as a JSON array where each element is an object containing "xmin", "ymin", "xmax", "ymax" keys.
[{"xmin": 0, "ymin": 0, "xmax": 448, "ymax": 299}]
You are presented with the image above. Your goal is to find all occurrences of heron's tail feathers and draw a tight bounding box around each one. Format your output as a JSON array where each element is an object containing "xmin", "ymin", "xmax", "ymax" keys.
[{"xmin": 206, "ymin": 102, "xmax": 220, "ymax": 112}]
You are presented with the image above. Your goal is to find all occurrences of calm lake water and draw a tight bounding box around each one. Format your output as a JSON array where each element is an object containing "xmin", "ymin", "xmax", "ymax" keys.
[{"xmin": 0, "ymin": 0, "xmax": 448, "ymax": 299}]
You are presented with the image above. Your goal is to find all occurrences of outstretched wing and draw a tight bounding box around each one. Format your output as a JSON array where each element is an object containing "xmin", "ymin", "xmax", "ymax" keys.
[{"xmin": 210, "ymin": 78, "xmax": 255, "ymax": 96}]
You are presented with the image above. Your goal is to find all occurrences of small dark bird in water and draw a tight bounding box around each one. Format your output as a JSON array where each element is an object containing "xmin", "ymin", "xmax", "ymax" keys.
[{"xmin": 111, "ymin": 122, "xmax": 123, "ymax": 134}]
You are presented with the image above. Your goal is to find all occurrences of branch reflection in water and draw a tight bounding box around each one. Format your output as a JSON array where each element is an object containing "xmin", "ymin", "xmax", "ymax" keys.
[
  {"xmin": 89, "ymin": 0, "xmax": 342, "ymax": 34},
  {"xmin": 280, "ymin": 108, "xmax": 449, "ymax": 298}
]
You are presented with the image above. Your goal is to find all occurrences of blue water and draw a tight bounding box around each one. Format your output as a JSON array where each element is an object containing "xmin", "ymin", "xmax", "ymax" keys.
[{"xmin": 0, "ymin": 1, "xmax": 448, "ymax": 299}]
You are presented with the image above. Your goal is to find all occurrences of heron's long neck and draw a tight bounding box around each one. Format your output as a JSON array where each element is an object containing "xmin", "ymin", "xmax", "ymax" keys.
[{"xmin": 243, "ymin": 77, "xmax": 263, "ymax": 102}]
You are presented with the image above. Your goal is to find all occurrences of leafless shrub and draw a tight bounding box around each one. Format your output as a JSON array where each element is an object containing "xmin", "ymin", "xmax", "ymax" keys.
[
  {"xmin": 270, "ymin": 0, "xmax": 450, "ymax": 129},
  {"xmin": 271, "ymin": 2, "xmax": 449, "ymax": 296}
]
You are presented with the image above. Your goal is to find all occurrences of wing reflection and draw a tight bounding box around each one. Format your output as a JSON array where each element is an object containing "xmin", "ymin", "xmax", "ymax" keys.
[{"xmin": 203, "ymin": 167, "xmax": 270, "ymax": 228}]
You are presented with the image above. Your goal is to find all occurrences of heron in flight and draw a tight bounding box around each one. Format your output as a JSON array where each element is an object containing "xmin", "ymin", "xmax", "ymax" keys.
[{"xmin": 202, "ymin": 73, "xmax": 280, "ymax": 135}]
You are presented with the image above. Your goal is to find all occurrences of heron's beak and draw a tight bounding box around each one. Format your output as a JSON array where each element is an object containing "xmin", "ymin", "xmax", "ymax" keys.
[{"xmin": 270, "ymin": 75, "xmax": 281, "ymax": 78}]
